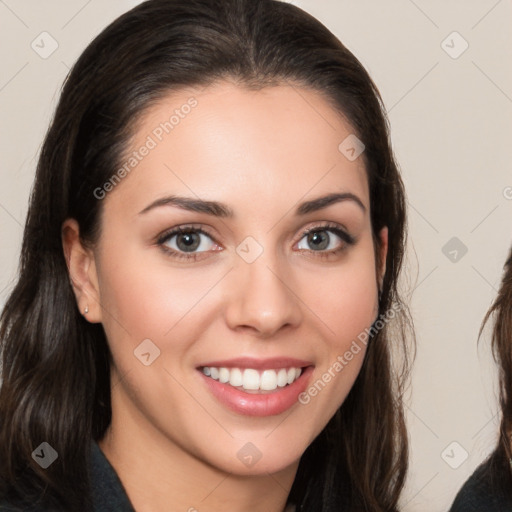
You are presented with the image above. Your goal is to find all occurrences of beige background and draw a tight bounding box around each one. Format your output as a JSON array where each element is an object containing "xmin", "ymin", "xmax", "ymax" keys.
[{"xmin": 1, "ymin": 1, "xmax": 511, "ymax": 510}]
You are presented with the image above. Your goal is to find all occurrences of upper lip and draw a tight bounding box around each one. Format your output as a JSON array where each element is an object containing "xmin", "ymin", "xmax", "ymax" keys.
[{"xmin": 197, "ymin": 357, "xmax": 314, "ymax": 370}]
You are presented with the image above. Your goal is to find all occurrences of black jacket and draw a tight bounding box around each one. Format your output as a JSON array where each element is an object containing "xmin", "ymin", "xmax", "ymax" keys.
[
  {"xmin": 450, "ymin": 459, "xmax": 512, "ymax": 512},
  {"xmin": 0, "ymin": 442, "xmax": 136, "ymax": 511}
]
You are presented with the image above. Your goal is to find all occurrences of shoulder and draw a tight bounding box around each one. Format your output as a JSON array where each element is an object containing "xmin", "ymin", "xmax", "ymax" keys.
[
  {"xmin": 0, "ymin": 499, "xmax": 48, "ymax": 511},
  {"xmin": 450, "ymin": 458, "xmax": 512, "ymax": 512},
  {"xmin": 0, "ymin": 489, "xmax": 64, "ymax": 511},
  {"xmin": 0, "ymin": 440, "xmax": 134, "ymax": 512}
]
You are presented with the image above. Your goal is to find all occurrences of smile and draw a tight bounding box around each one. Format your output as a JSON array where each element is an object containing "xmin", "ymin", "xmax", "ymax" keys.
[
  {"xmin": 201, "ymin": 366, "xmax": 303, "ymax": 393},
  {"xmin": 197, "ymin": 358, "xmax": 314, "ymax": 417}
]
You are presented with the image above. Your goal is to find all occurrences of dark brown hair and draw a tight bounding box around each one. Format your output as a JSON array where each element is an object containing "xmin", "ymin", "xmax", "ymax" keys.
[
  {"xmin": 479, "ymin": 248, "xmax": 512, "ymax": 496},
  {"xmin": 0, "ymin": 0, "xmax": 413, "ymax": 510}
]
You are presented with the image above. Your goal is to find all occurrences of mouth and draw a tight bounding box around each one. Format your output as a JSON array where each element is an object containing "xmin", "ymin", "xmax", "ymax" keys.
[
  {"xmin": 196, "ymin": 358, "xmax": 314, "ymax": 417},
  {"xmin": 200, "ymin": 366, "xmax": 304, "ymax": 394}
]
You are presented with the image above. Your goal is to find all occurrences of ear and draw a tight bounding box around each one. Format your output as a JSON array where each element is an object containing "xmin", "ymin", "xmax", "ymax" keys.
[
  {"xmin": 377, "ymin": 226, "xmax": 388, "ymax": 292},
  {"xmin": 61, "ymin": 218, "xmax": 102, "ymax": 323}
]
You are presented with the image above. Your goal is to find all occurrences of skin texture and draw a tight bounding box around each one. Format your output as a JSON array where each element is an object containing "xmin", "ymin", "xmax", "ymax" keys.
[{"xmin": 62, "ymin": 81, "xmax": 388, "ymax": 512}]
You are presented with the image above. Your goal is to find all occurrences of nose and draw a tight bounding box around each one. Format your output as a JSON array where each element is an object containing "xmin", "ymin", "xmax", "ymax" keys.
[{"xmin": 224, "ymin": 252, "xmax": 303, "ymax": 338}]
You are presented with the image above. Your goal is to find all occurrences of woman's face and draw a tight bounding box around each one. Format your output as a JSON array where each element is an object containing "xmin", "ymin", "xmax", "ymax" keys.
[{"xmin": 77, "ymin": 81, "xmax": 386, "ymax": 475}]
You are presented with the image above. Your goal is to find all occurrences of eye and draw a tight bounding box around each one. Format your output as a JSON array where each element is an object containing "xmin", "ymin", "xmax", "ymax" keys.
[
  {"xmin": 296, "ymin": 223, "xmax": 355, "ymax": 254},
  {"xmin": 157, "ymin": 225, "xmax": 221, "ymax": 260}
]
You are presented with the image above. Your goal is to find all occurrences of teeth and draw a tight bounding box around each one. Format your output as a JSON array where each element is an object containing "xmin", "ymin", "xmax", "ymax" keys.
[
  {"xmin": 278, "ymin": 369, "xmax": 289, "ymax": 387},
  {"xmin": 218, "ymin": 367, "xmax": 230, "ymax": 383},
  {"xmin": 243, "ymin": 369, "xmax": 260, "ymax": 390},
  {"xmin": 261, "ymin": 369, "xmax": 278, "ymax": 391},
  {"xmin": 229, "ymin": 368, "xmax": 243, "ymax": 387},
  {"xmin": 201, "ymin": 366, "xmax": 304, "ymax": 391}
]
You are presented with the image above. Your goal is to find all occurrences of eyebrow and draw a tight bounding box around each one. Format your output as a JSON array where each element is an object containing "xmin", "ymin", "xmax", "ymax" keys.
[{"xmin": 138, "ymin": 192, "xmax": 366, "ymax": 217}]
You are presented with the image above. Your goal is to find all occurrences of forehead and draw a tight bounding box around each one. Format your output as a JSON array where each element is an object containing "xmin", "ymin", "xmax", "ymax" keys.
[{"xmin": 105, "ymin": 81, "xmax": 369, "ymax": 217}]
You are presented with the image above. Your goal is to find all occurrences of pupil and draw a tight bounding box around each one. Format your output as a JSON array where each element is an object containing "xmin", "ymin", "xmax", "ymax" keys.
[{"xmin": 308, "ymin": 231, "xmax": 328, "ymax": 250}]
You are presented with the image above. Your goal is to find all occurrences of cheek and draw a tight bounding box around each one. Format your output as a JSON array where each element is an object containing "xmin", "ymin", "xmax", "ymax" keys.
[
  {"xmin": 299, "ymin": 255, "xmax": 379, "ymax": 342},
  {"xmin": 95, "ymin": 246, "xmax": 227, "ymax": 357},
  {"xmin": 293, "ymin": 249, "xmax": 378, "ymax": 422}
]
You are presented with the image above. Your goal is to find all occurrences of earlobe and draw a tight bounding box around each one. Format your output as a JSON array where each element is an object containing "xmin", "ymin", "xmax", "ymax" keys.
[{"xmin": 61, "ymin": 218, "xmax": 102, "ymax": 323}]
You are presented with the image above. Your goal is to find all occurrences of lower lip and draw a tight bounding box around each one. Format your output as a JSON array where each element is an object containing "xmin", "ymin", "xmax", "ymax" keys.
[{"xmin": 199, "ymin": 366, "xmax": 314, "ymax": 417}]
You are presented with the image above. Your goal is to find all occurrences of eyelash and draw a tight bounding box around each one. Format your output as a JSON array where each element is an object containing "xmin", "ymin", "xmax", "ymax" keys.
[{"xmin": 156, "ymin": 222, "xmax": 355, "ymax": 262}]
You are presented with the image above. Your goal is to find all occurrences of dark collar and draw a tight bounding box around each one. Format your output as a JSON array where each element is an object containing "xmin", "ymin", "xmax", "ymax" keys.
[{"xmin": 90, "ymin": 441, "xmax": 136, "ymax": 511}]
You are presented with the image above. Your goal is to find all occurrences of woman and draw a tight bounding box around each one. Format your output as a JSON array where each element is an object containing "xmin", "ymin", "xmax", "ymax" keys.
[
  {"xmin": 450, "ymin": 248, "xmax": 512, "ymax": 511},
  {"xmin": 0, "ymin": 0, "xmax": 413, "ymax": 510}
]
